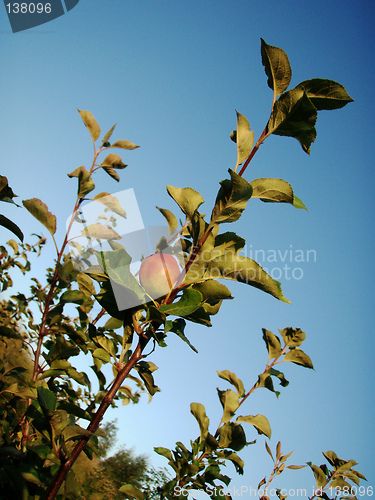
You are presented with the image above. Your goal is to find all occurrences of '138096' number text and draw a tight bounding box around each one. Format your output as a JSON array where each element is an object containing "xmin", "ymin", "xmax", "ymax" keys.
[{"xmin": 6, "ymin": 3, "xmax": 52, "ymax": 14}]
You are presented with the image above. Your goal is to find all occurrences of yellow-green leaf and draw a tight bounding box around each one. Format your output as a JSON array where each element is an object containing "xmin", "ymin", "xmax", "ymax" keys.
[
  {"xmin": 234, "ymin": 111, "xmax": 254, "ymax": 170},
  {"xmin": 78, "ymin": 109, "xmax": 101, "ymax": 142},
  {"xmin": 23, "ymin": 198, "xmax": 57, "ymax": 236}
]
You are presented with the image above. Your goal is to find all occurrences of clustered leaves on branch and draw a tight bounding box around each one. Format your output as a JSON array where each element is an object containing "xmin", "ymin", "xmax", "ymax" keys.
[{"xmin": 0, "ymin": 39, "xmax": 365, "ymax": 500}]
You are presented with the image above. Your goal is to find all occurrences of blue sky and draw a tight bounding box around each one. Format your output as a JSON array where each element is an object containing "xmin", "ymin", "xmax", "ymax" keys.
[{"xmin": 1, "ymin": 0, "xmax": 374, "ymax": 497}]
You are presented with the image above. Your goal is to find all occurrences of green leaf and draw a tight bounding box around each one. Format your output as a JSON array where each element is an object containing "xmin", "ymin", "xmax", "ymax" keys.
[
  {"xmin": 261, "ymin": 38, "xmax": 292, "ymax": 99},
  {"xmin": 210, "ymin": 169, "xmax": 253, "ymax": 225},
  {"xmin": 93, "ymin": 192, "xmax": 127, "ymax": 218},
  {"xmin": 268, "ymin": 89, "xmax": 318, "ymax": 154},
  {"xmin": 23, "ymin": 198, "xmax": 57, "ymax": 236},
  {"xmin": 0, "ymin": 325, "xmax": 21, "ymax": 339},
  {"xmin": 250, "ymin": 178, "xmax": 293, "ymax": 203},
  {"xmin": 4, "ymin": 382, "xmax": 37, "ymax": 399},
  {"xmin": 37, "ymin": 386, "xmax": 57, "ymax": 411},
  {"xmin": 77, "ymin": 272, "xmax": 96, "ymax": 297},
  {"xmin": 96, "ymin": 248, "xmax": 145, "ymax": 302},
  {"xmin": 49, "ymin": 409, "xmax": 70, "ymax": 440},
  {"xmin": 92, "ymin": 348, "xmax": 111, "ymax": 363},
  {"xmin": 110, "ymin": 140, "xmax": 140, "ymax": 150},
  {"xmin": 159, "ymin": 288, "xmax": 203, "ymax": 317},
  {"xmin": 217, "ymin": 370, "xmax": 245, "ymax": 398},
  {"xmin": 93, "ymin": 335, "xmax": 116, "ymax": 358},
  {"xmin": 250, "ymin": 178, "xmax": 306, "ymax": 209},
  {"xmin": 190, "ymin": 402, "xmax": 210, "ymax": 441},
  {"xmin": 0, "ymin": 215, "xmax": 24, "ymax": 241},
  {"xmin": 119, "ymin": 485, "xmax": 147, "ymax": 500},
  {"xmin": 262, "ymin": 329, "xmax": 282, "ymax": 359},
  {"xmin": 284, "ymin": 348, "xmax": 313, "ymax": 369},
  {"xmin": 78, "ymin": 109, "xmax": 101, "ymax": 142},
  {"xmin": 190, "ymin": 253, "xmax": 290, "ymax": 304},
  {"xmin": 295, "ymin": 79, "xmax": 354, "ymax": 110},
  {"xmin": 236, "ymin": 414, "xmax": 271, "ymax": 438},
  {"xmin": 322, "ymin": 450, "xmax": 338, "ymax": 467},
  {"xmin": 213, "ymin": 232, "xmax": 246, "ymax": 255},
  {"xmin": 293, "ymin": 194, "xmax": 308, "ymax": 210},
  {"xmin": 218, "ymin": 422, "xmax": 247, "ymax": 451},
  {"xmin": 81, "ymin": 223, "xmax": 121, "ymax": 240},
  {"xmin": 167, "ymin": 185, "xmax": 204, "ymax": 219},
  {"xmin": 234, "ymin": 111, "xmax": 254, "ymax": 170},
  {"xmin": 101, "ymin": 123, "xmax": 116, "ymax": 144},
  {"xmin": 165, "ymin": 318, "xmax": 198, "ymax": 353},
  {"xmin": 217, "ymin": 389, "xmax": 239, "ymax": 423},
  {"xmin": 67, "ymin": 166, "xmax": 96, "ymax": 198},
  {"xmin": 154, "ymin": 447, "xmax": 173, "ymax": 461},
  {"xmin": 191, "ymin": 280, "xmax": 233, "ymax": 301},
  {"xmin": 118, "ymin": 485, "xmax": 144, "ymax": 500},
  {"xmin": 279, "ymin": 327, "xmax": 306, "ymax": 347},
  {"xmin": 100, "ymin": 153, "xmax": 127, "ymax": 169},
  {"xmin": 308, "ymin": 464, "xmax": 327, "ymax": 489},
  {"xmin": 183, "ymin": 305, "xmax": 212, "ymax": 326},
  {"xmin": 268, "ymin": 368, "xmax": 289, "ymax": 388},
  {"xmin": 329, "ymin": 478, "xmax": 352, "ymax": 491},
  {"xmin": 102, "ymin": 166, "xmax": 120, "ymax": 182},
  {"xmin": 57, "ymin": 402, "xmax": 91, "ymax": 421},
  {"xmin": 216, "ymin": 450, "xmax": 244, "ymax": 475},
  {"xmin": 157, "ymin": 206, "xmax": 178, "ymax": 237},
  {"xmin": 60, "ymin": 289, "xmax": 86, "ymax": 305}
]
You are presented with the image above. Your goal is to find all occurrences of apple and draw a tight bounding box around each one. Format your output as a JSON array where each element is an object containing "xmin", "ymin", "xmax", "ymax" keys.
[{"xmin": 139, "ymin": 253, "xmax": 181, "ymax": 299}]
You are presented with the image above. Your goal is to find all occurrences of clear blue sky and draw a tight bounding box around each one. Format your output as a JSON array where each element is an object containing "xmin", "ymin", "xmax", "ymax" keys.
[{"xmin": 1, "ymin": 1, "xmax": 374, "ymax": 497}]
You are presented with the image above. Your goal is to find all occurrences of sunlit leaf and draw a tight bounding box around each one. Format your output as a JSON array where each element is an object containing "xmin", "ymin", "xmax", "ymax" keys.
[
  {"xmin": 217, "ymin": 370, "xmax": 245, "ymax": 398},
  {"xmin": 236, "ymin": 414, "xmax": 271, "ymax": 438},
  {"xmin": 159, "ymin": 288, "xmax": 203, "ymax": 317},
  {"xmin": 284, "ymin": 348, "xmax": 313, "ymax": 369},
  {"xmin": 268, "ymin": 89, "xmax": 317, "ymax": 154},
  {"xmin": 261, "ymin": 38, "xmax": 292, "ymax": 99},
  {"xmin": 110, "ymin": 140, "xmax": 140, "ymax": 150},
  {"xmin": 157, "ymin": 206, "xmax": 178, "ymax": 237},
  {"xmin": 80, "ymin": 223, "xmax": 121, "ymax": 240},
  {"xmin": 217, "ymin": 389, "xmax": 239, "ymax": 423},
  {"xmin": 102, "ymin": 123, "xmax": 116, "ymax": 145},
  {"xmin": 262, "ymin": 329, "xmax": 282, "ymax": 359},
  {"xmin": 191, "ymin": 402, "xmax": 210, "ymax": 441},
  {"xmin": 279, "ymin": 327, "xmax": 306, "ymax": 347},
  {"xmin": 295, "ymin": 78, "xmax": 354, "ymax": 110},
  {"xmin": 308, "ymin": 464, "xmax": 328, "ymax": 489},
  {"xmin": 78, "ymin": 109, "xmax": 101, "ymax": 142},
  {"xmin": 118, "ymin": 484, "xmax": 144, "ymax": 500},
  {"xmin": 210, "ymin": 169, "xmax": 253, "ymax": 225},
  {"xmin": 93, "ymin": 192, "xmax": 127, "ymax": 218},
  {"xmin": 250, "ymin": 178, "xmax": 306, "ymax": 209},
  {"xmin": 164, "ymin": 319, "xmax": 198, "ymax": 352},
  {"xmin": 218, "ymin": 422, "xmax": 247, "ymax": 451},
  {"xmin": 103, "ymin": 165, "xmax": 121, "ymax": 182},
  {"xmin": 23, "ymin": 198, "xmax": 57, "ymax": 236},
  {"xmin": 167, "ymin": 185, "xmax": 204, "ymax": 219},
  {"xmin": 234, "ymin": 111, "xmax": 254, "ymax": 170},
  {"xmin": 68, "ymin": 166, "xmax": 95, "ymax": 198},
  {"xmin": 100, "ymin": 153, "xmax": 127, "ymax": 169},
  {"xmin": 185, "ymin": 252, "xmax": 290, "ymax": 304}
]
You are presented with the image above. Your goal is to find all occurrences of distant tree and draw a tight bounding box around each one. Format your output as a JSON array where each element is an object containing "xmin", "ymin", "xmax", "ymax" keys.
[{"xmin": 73, "ymin": 421, "xmax": 169, "ymax": 500}]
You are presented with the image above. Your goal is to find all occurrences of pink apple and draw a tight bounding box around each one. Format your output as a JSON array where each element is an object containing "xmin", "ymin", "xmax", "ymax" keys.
[{"xmin": 139, "ymin": 253, "xmax": 181, "ymax": 299}]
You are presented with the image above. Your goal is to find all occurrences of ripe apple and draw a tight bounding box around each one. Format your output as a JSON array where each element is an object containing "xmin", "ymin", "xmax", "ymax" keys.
[{"xmin": 139, "ymin": 253, "xmax": 181, "ymax": 299}]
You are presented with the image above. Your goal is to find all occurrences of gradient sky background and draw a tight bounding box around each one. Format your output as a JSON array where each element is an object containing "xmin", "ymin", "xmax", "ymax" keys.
[{"xmin": 1, "ymin": 1, "xmax": 374, "ymax": 497}]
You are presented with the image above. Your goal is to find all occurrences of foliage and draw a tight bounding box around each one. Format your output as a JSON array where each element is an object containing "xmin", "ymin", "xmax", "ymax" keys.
[{"xmin": 0, "ymin": 39, "xmax": 365, "ymax": 500}]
